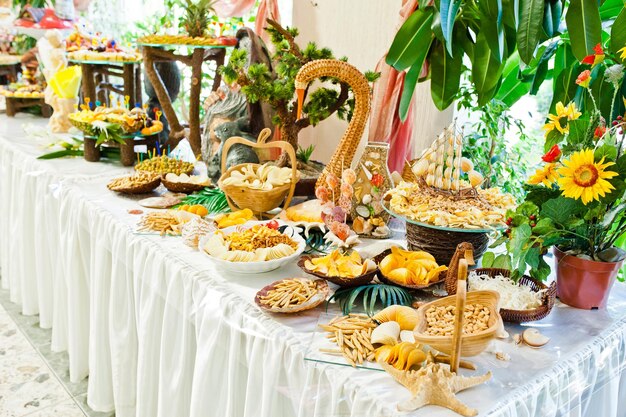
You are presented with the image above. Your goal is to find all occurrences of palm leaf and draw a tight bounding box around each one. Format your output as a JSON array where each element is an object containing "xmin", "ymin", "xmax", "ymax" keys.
[{"xmin": 327, "ymin": 284, "xmax": 412, "ymax": 315}]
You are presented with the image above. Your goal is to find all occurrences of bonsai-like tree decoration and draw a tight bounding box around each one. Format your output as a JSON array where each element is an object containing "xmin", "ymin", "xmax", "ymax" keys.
[{"xmin": 220, "ymin": 19, "xmax": 379, "ymax": 167}]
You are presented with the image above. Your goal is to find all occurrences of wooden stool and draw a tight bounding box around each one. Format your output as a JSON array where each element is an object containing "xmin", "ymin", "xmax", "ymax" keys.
[
  {"xmin": 71, "ymin": 60, "xmax": 142, "ymax": 107},
  {"xmin": 5, "ymin": 96, "xmax": 52, "ymax": 117},
  {"xmin": 83, "ymin": 133, "xmax": 160, "ymax": 166}
]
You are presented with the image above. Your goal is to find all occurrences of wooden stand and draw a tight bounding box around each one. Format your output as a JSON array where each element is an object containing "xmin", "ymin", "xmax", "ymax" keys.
[
  {"xmin": 83, "ymin": 134, "xmax": 159, "ymax": 166},
  {"xmin": 73, "ymin": 61, "xmax": 142, "ymax": 107},
  {"xmin": 0, "ymin": 62, "xmax": 20, "ymax": 84},
  {"xmin": 142, "ymin": 45, "xmax": 226, "ymax": 157},
  {"xmin": 5, "ymin": 96, "xmax": 52, "ymax": 117}
]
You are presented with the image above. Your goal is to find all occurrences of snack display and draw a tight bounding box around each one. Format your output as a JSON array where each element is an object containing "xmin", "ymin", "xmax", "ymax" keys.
[
  {"xmin": 107, "ymin": 172, "xmax": 161, "ymax": 194},
  {"xmin": 137, "ymin": 210, "xmax": 196, "ymax": 235},
  {"xmin": 378, "ymin": 247, "xmax": 448, "ymax": 287},
  {"xmin": 255, "ymin": 278, "xmax": 329, "ymax": 313},
  {"xmin": 1, "ymin": 83, "xmax": 44, "ymax": 98},
  {"xmin": 386, "ymin": 180, "xmax": 516, "ymax": 229},
  {"xmin": 283, "ymin": 200, "xmax": 324, "ymax": 224},
  {"xmin": 137, "ymin": 34, "xmax": 237, "ymax": 47},
  {"xmin": 318, "ymin": 314, "xmax": 377, "ymax": 367},
  {"xmin": 372, "ymin": 305, "xmax": 419, "ymax": 331},
  {"xmin": 162, "ymin": 173, "xmax": 211, "ymax": 193},
  {"xmin": 69, "ymin": 105, "xmax": 162, "ymax": 136},
  {"xmin": 375, "ymin": 342, "xmax": 426, "ymax": 371},
  {"xmin": 303, "ymin": 250, "xmax": 376, "ymax": 279},
  {"xmin": 468, "ymin": 272, "xmax": 546, "ymax": 310},
  {"xmin": 177, "ymin": 204, "xmax": 209, "ymax": 217},
  {"xmin": 202, "ymin": 223, "xmax": 298, "ymax": 262},
  {"xmin": 214, "ymin": 209, "xmax": 255, "ymax": 228},
  {"xmin": 424, "ymin": 304, "xmax": 491, "ymax": 336},
  {"xmin": 66, "ymin": 28, "xmax": 142, "ymax": 62},
  {"xmin": 135, "ymin": 155, "xmax": 195, "ymax": 175},
  {"xmin": 181, "ymin": 217, "xmax": 216, "ymax": 248},
  {"xmin": 221, "ymin": 162, "xmax": 295, "ymax": 191}
]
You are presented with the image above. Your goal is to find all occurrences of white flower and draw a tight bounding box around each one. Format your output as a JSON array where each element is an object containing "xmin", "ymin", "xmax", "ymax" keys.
[{"xmin": 605, "ymin": 64, "xmax": 624, "ymax": 87}]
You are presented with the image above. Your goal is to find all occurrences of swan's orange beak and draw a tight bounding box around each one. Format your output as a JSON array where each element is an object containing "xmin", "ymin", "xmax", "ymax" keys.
[{"xmin": 296, "ymin": 88, "xmax": 305, "ymax": 120}]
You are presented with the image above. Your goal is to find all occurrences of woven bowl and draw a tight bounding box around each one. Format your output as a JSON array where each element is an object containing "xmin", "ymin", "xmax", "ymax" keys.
[
  {"xmin": 413, "ymin": 290, "xmax": 501, "ymax": 357},
  {"xmin": 297, "ymin": 255, "xmax": 378, "ymax": 287},
  {"xmin": 107, "ymin": 175, "xmax": 161, "ymax": 194},
  {"xmin": 218, "ymin": 164, "xmax": 298, "ymax": 214},
  {"xmin": 254, "ymin": 278, "xmax": 329, "ymax": 313},
  {"xmin": 161, "ymin": 176, "xmax": 210, "ymax": 194},
  {"xmin": 373, "ymin": 249, "xmax": 447, "ymax": 290},
  {"xmin": 447, "ymin": 268, "xmax": 557, "ymax": 323}
]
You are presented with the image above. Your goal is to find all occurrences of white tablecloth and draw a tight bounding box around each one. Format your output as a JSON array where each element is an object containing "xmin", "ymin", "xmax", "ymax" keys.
[{"xmin": 1, "ymin": 115, "xmax": 626, "ymax": 417}]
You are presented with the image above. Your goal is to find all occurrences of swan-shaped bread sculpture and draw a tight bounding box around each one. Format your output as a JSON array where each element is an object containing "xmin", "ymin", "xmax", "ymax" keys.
[{"xmin": 294, "ymin": 59, "xmax": 371, "ymax": 201}]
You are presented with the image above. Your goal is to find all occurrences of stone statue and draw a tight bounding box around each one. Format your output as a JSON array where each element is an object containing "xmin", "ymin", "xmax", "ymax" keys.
[{"xmin": 206, "ymin": 117, "xmax": 260, "ymax": 182}]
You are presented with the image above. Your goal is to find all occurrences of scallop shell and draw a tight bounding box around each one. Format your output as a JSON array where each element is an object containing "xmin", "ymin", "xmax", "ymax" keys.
[{"xmin": 182, "ymin": 218, "xmax": 216, "ymax": 248}]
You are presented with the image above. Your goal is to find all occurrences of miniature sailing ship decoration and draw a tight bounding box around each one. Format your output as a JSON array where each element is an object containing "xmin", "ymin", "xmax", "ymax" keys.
[{"xmin": 410, "ymin": 123, "xmax": 484, "ymax": 194}]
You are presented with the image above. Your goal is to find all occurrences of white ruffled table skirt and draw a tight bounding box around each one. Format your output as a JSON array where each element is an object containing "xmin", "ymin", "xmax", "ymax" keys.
[{"xmin": 1, "ymin": 116, "xmax": 626, "ymax": 417}]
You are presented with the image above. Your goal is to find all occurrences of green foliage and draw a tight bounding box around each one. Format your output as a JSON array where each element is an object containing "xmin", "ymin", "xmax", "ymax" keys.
[
  {"xmin": 220, "ymin": 20, "xmax": 379, "ymax": 140},
  {"xmin": 296, "ymin": 144, "xmax": 315, "ymax": 164},
  {"xmin": 327, "ymin": 284, "xmax": 412, "ymax": 316},
  {"xmin": 386, "ymin": 0, "xmax": 622, "ymax": 111},
  {"xmin": 174, "ymin": 188, "xmax": 229, "ymax": 214},
  {"xmin": 182, "ymin": 0, "xmax": 216, "ymax": 38}
]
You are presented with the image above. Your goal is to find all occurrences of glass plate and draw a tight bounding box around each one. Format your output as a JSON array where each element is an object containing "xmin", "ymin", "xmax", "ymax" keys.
[
  {"xmin": 382, "ymin": 200, "xmax": 501, "ymax": 234},
  {"xmin": 68, "ymin": 59, "xmax": 141, "ymax": 65},
  {"xmin": 137, "ymin": 42, "xmax": 233, "ymax": 49},
  {"xmin": 304, "ymin": 312, "xmax": 384, "ymax": 371}
]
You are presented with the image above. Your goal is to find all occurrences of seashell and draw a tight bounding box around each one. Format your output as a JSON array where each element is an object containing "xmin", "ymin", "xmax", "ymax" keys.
[
  {"xmin": 356, "ymin": 205, "xmax": 371, "ymax": 218},
  {"xmin": 353, "ymin": 216, "xmax": 373, "ymax": 235},
  {"xmin": 425, "ymin": 173, "xmax": 435, "ymax": 186},
  {"xmin": 446, "ymin": 155, "xmax": 454, "ymax": 167},
  {"xmin": 428, "ymin": 162, "xmax": 437, "ymax": 174},
  {"xmin": 453, "ymin": 168, "xmax": 461, "ymax": 180},
  {"xmin": 427, "ymin": 151, "xmax": 437, "ymax": 163},
  {"xmin": 372, "ymin": 225, "xmax": 390, "ymax": 237},
  {"xmin": 468, "ymin": 170, "xmax": 484, "ymax": 188},
  {"xmin": 434, "ymin": 178, "xmax": 444, "ymax": 189},
  {"xmin": 371, "ymin": 321, "xmax": 400, "ymax": 345},
  {"xmin": 442, "ymin": 178, "xmax": 451, "ymax": 190},
  {"xmin": 443, "ymin": 167, "xmax": 453, "ymax": 180},
  {"xmin": 373, "ymin": 305, "xmax": 419, "ymax": 331},
  {"xmin": 368, "ymin": 151, "xmax": 381, "ymax": 159},
  {"xmin": 362, "ymin": 194, "xmax": 372, "ymax": 205},
  {"xmin": 182, "ymin": 218, "xmax": 216, "ymax": 248},
  {"xmin": 461, "ymin": 157, "xmax": 474, "ymax": 173},
  {"xmin": 411, "ymin": 159, "xmax": 429, "ymax": 177},
  {"xmin": 522, "ymin": 328, "xmax": 550, "ymax": 348},
  {"xmin": 435, "ymin": 165, "xmax": 444, "ymax": 178}
]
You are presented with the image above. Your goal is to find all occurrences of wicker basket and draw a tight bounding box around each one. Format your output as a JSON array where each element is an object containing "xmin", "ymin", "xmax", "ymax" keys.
[
  {"xmin": 447, "ymin": 267, "xmax": 557, "ymax": 323},
  {"xmin": 254, "ymin": 278, "xmax": 329, "ymax": 313},
  {"xmin": 406, "ymin": 222, "xmax": 489, "ymax": 265},
  {"xmin": 161, "ymin": 176, "xmax": 209, "ymax": 194},
  {"xmin": 373, "ymin": 249, "xmax": 446, "ymax": 290},
  {"xmin": 107, "ymin": 175, "xmax": 161, "ymax": 194},
  {"xmin": 297, "ymin": 255, "xmax": 378, "ymax": 287},
  {"xmin": 413, "ymin": 289, "xmax": 501, "ymax": 357},
  {"xmin": 218, "ymin": 129, "xmax": 298, "ymax": 216}
]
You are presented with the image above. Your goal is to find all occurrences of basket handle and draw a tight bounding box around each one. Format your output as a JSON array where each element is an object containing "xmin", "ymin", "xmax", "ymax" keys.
[
  {"xmin": 450, "ymin": 258, "xmax": 468, "ymax": 373},
  {"xmin": 220, "ymin": 128, "xmax": 298, "ymax": 215}
]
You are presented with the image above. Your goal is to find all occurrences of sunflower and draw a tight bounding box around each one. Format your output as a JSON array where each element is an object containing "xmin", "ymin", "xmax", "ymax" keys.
[
  {"xmin": 557, "ymin": 149, "xmax": 618, "ymax": 204},
  {"xmin": 528, "ymin": 163, "xmax": 559, "ymax": 187},
  {"xmin": 543, "ymin": 102, "xmax": 582, "ymax": 136},
  {"xmin": 619, "ymin": 46, "xmax": 626, "ymax": 61}
]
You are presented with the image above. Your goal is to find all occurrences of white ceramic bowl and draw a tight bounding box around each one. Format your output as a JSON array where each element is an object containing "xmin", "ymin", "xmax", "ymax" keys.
[{"xmin": 200, "ymin": 221, "xmax": 306, "ymax": 274}]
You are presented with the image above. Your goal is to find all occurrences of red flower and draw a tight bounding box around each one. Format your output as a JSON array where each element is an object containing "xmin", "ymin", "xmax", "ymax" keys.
[
  {"xmin": 593, "ymin": 43, "xmax": 604, "ymax": 55},
  {"xmin": 542, "ymin": 144, "xmax": 561, "ymax": 163},
  {"xmin": 371, "ymin": 173, "xmax": 384, "ymax": 187},
  {"xmin": 594, "ymin": 125, "xmax": 606, "ymax": 139},
  {"xmin": 576, "ymin": 70, "xmax": 592, "ymax": 88},
  {"xmin": 581, "ymin": 43, "xmax": 605, "ymax": 67}
]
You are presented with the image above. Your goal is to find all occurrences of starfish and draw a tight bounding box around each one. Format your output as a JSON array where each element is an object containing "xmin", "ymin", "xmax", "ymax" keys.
[{"xmin": 379, "ymin": 353, "xmax": 491, "ymax": 417}]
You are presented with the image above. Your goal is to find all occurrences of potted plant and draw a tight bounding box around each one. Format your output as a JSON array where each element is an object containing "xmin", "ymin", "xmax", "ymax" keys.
[{"xmin": 484, "ymin": 43, "xmax": 626, "ymax": 309}]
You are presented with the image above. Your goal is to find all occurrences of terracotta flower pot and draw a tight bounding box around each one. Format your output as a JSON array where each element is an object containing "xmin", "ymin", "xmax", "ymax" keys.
[{"xmin": 554, "ymin": 247, "xmax": 623, "ymax": 309}]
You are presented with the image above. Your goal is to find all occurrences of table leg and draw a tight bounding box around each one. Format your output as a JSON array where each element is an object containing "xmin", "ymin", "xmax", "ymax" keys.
[
  {"xmin": 134, "ymin": 64, "xmax": 142, "ymax": 107},
  {"xmin": 143, "ymin": 47, "xmax": 186, "ymax": 145},
  {"xmin": 123, "ymin": 64, "xmax": 134, "ymax": 105},
  {"xmin": 188, "ymin": 48, "xmax": 205, "ymax": 157},
  {"xmin": 81, "ymin": 64, "xmax": 96, "ymax": 104}
]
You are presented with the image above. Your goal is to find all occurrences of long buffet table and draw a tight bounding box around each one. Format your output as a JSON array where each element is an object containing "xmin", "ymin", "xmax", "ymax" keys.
[{"xmin": 2, "ymin": 114, "xmax": 626, "ymax": 417}]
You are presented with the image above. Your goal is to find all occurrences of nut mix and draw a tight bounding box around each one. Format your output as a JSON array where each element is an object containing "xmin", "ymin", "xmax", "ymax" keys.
[{"xmin": 424, "ymin": 304, "xmax": 490, "ymax": 336}]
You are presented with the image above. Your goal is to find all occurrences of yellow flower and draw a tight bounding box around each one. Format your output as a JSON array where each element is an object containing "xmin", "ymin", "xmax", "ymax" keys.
[
  {"xmin": 619, "ymin": 46, "xmax": 626, "ymax": 61},
  {"xmin": 557, "ymin": 149, "xmax": 618, "ymax": 205},
  {"xmin": 543, "ymin": 102, "xmax": 582, "ymax": 136},
  {"xmin": 528, "ymin": 163, "xmax": 559, "ymax": 187}
]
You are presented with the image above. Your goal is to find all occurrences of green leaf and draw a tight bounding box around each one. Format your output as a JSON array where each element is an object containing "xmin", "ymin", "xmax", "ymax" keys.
[
  {"xmin": 495, "ymin": 52, "xmax": 533, "ymax": 105},
  {"xmin": 510, "ymin": 223, "xmax": 532, "ymax": 252},
  {"xmin": 554, "ymin": 42, "xmax": 576, "ymax": 82},
  {"xmin": 595, "ymin": 143, "xmax": 618, "ymax": 161},
  {"xmin": 544, "ymin": 129, "xmax": 564, "ymax": 152},
  {"xmin": 524, "ymin": 184, "xmax": 562, "ymax": 206},
  {"xmin": 517, "ymin": 0, "xmax": 545, "ymax": 64},
  {"xmin": 540, "ymin": 197, "xmax": 584, "ymax": 225},
  {"xmin": 542, "ymin": 0, "xmax": 563, "ymax": 38},
  {"xmin": 37, "ymin": 149, "xmax": 84, "ymax": 160},
  {"xmin": 430, "ymin": 40, "xmax": 463, "ymax": 110},
  {"xmin": 611, "ymin": 8, "xmax": 626, "ymax": 56},
  {"xmin": 399, "ymin": 61, "xmax": 422, "ymax": 121},
  {"xmin": 479, "ymin": 0, "xmax": 505, "ymax": 61},
  {"xmin": 524, "ymin": 246, "xmax": 541, "ymax": 269},
  {"xmin": 492, "ymin": 254, "xmax": 513, "ymax": 269},
  {"xmin": 481, "ymin": 251, "xmax": 496, "ymax": 267},
  {"xmin": 599, "ymin": 0, "xmax": 625, "ymax": 20},
  {"xmin": 550, "ymin": 65, "xmax": 580, "ymax": 114},
  {"xmin": 472, "ymin": 31, "xmax": 505, "ymax": 105},
  {"xmin": 533, "ymin": 218, "xmax": 556, "ymax": 235},
  {"xmin": 530, "ymin": 41, "xmax": 558, "ymax": 94},
  {"xmin": 568, "ymin": 118, "xmax": 590, "ymax": 145},
  {"xmin": 386, "ymin": 8, "xmax": 435, "ymax": 71},
  {"xmin": 566, "ymin": 0, "xmax": 603, "ymax": 61},
  {"xmin": 440, "ymin": 0, "xmax": 462, "ymax": 56}
]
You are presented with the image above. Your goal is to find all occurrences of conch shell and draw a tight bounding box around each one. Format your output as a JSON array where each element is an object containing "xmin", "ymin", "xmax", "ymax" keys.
[
  {"xmin": 371, "ymin": 321, "xmax": 400, "ymax": 345},
  {"xmin": 372, "ymin": 305, "xmax": 419, "ymax": 331}
]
